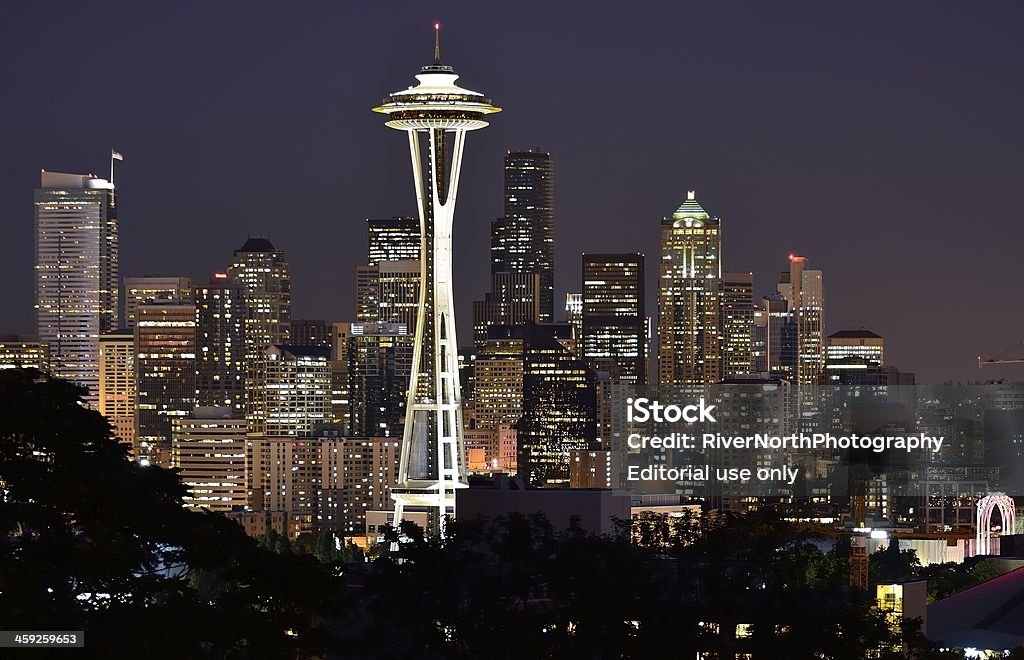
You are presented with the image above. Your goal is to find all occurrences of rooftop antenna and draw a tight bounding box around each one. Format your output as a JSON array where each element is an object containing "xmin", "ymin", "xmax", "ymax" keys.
[{"xmin": 434, "ymin": 23, "xmax": 441, "ymax": 64}]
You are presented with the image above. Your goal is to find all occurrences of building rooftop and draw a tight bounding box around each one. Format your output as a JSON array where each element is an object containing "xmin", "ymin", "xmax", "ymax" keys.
[
  {"xmin": 828, "ymin": 329, "xmax": 883, "ymax": 339},
  {"xmin": 928, "ymin": 565, "xmax": 1024, "ymax": 649},
  {"xmin": 668, "ymin": 191, "xmax": 712, "ymax": 223},
  {"xmin": 237, "ymin": 236, "xmax": 277, "ymax": 253}
]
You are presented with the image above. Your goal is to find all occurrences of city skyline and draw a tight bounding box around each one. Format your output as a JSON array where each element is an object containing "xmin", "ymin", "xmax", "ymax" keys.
[{"xmin": 2, "ymin": 2, "xmax": 1024, "ymax": 383}]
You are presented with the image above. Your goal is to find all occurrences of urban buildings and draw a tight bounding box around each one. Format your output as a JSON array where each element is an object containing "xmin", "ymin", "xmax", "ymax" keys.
[
  {"xmin": 513, "ymin": 323, "xmax": 597, "ymax": 488},
  {"xmin": 195, "ymin": 276, "xmax": 246, "ymax": 413},
  {"xmin": 171, "ymin": 407, "xmax": 247, "ymax": 512},
  {"xmin": 778, "ymin": 255, "xmax": 825, "ymax": 422},
  {"xmin": 229, "ymin": 237, "xmax": 291, "ymax": 431},
  {"xmin": 827, "ymin": 329, "xmax": 884, "ymax": 366},
  {"xmin": 34, "ymin": 171, "xmax": 119, "ymax": 406},
  {"xmin": 367, "ymin": 216, "xmax": 420, "ymax": 263},
  {"xmin": 657, "ymin": 191, "xmax": 722, "ymax": 387},
  {"xmin": 472, "ymin": 271, "xmax": 541, "ymax": 347},
  {"xmin": 253, "ymin": 344, "xmax": 333, "ymax": 437},
  {"xmin": 124, "ymin": 276, "xmax": 192, "ymax": 328},
  {"xmin": 134, "ymin": 302, "xmax": 197, "ymax": 465},
  {"xmin": 98, "ymin": 329, "xmax": 136, "ymax": 447},
  {"xmin": 492, "ymin": 150, "xmax": 555, "ymax": 322},
  {"xmin": 342, "ymin": 321, "xmax": 413, "ymax": 438},
  {"xmin": 0, "ymin": 335, "xmax": 49, "ymax": 371},
  {"xmin": 581, "ymin": 253, "xmax": 646, "ymax": 386},
  {"xmin": 720, "ymin": 271, "xmax": 755, "ymax": 379},
  {"xmin": 372, "ymin": 29, "xmax": 500, "ymax": 531}
]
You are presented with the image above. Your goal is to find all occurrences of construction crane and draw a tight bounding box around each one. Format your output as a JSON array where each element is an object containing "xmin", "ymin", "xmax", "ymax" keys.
[{"xmin": 978, "ymin": 341, "xmax": 1024, "ymax": 367}]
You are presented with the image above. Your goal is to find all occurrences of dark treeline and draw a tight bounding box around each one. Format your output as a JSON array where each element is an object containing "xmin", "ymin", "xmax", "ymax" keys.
[{"xmin": 0, "ymin": 369, "xmax": 989, "ymax": 658}]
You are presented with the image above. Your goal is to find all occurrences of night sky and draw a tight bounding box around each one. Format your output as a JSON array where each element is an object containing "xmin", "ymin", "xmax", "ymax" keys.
[{"xmin": 2, "ymin": 1, "xmax": 1022, "ymax": 383}]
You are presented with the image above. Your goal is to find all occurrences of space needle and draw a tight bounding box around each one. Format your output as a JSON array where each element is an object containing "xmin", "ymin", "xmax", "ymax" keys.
[{"xmin": 373, "ymin": 26, "xmax": 500, "ymax": 533}]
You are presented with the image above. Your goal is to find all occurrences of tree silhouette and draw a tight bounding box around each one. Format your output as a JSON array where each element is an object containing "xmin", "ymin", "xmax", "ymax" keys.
[{"xmin": 0, "ymin": 369, "xmax": 342, "ymax": 658}]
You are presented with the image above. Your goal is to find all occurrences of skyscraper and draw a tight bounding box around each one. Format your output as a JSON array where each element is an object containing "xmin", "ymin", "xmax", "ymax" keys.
[
  {"xmin": 342, "ymin": 321, "xmax": 413, "ymax": 438},
  {"xmin": 228, "ymin": 237, "xmax": 291, "ymax": 432},
  {"xmin": 367, "ymin": 216, "xmax": 420, "ymax": 263},
  {"xmin": 372, "ymin": 27, "xmax": 500, "ymax": 531},
  {"xmin": 514, "ymin": 323, "xmax": 597, "ymax": 488},
  {"xmin": 658, "ymin": 191, "xmax": 722, "ymax": 387},
  {"xmin": 98, "ymin": 329, "xmax": 136, "ymax": 448},
  {"xmin": 492, "ymin": 149, "xmax": 555, "ymax": 322},
  {"xmin": 581, "ymin": 253, "xmax": 646, "ymax": 386},
  {"xmin": 251, "ymin": 344, "xmax": 332, "ymax": 437},
  {"xmin": 135, "ymin": 302, "xmax": 197, "ymax": 465},
  {"xmin": 472, "ymin": 271, "xmax": 541, "ymax": 347},
  {"xmin": 721, "ymin": 271, "xmax": 755, "ymax": 379},
  {"xmin": 34, "ymin": 171, "xmax": 119, "ymax": 405},
  {"xmin": 778, "ymin": 255, "xmax": 825, "ymax": 423},
  {"xmin": 195, "ymin": 275, "xmax": 246, "ymax": 413}
]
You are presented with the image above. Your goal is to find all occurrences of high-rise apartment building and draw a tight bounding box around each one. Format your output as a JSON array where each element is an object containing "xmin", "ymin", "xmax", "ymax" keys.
[
  {"xmin": 135, "ymin": 303, "xmax": 197, "ymax": 465},
  {"xmin": 124, "ymin": 276, "xmax": 192, "ymax": 328},
  {"xmin": 98, "ymin": 329, "xmax": 135, "ymax": 448},
  {"xmin": 493, "ymin": 150, "xmax": 554, "ymax": 322},
  {"xmin": 34, "ymin": 171, "xmax": 119, "ymax": 405},
  {"xmin": 582, "ymin": 253, "xmax": 646, "ymax": 386},
  {"xmin": 721, "ymin": 271, "xmax": 755, "ymax": 378},
  {"xmin": 658, "ymin": 191, "xmax": 722, "ymax": 387},
  {"xmin": 319, "ymin": 435, "xmax": 401, "ymax": 536},
  {"xmin": 195, "ymin": 275, "xmax": 246, "ymax": 413},
  {"xmin": 252, "ymin": 344, "xmax": 332, "ymax": 437},
  {"xmin": 172, "ymin": 407, "xmax": 247, "ymax": 512}
]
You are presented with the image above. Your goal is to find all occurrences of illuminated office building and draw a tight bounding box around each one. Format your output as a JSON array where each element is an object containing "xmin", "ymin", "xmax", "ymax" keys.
[
  {"xmin": 124, "ymin": 276, "xmax": 192, "ymax": 328},
  {"xmin": 98, "ymin": 329, "xmax": 135, "ymax": 447},
  {"xmin": 658, "ymin": 191, "xmax": 722, "ymax": 387},
  {"xmin": 372, "ymin": 27, "xmax": 500, "ymax": 530},
  {"xmin": 228, "ymin": 237, "xmax": 291, "ymax": 432},
  {"xmin": 473, "ymin": 332, "xmax": 525, "ymax": 432},
  {"xmin": 752, "ymin": 293, "xmax": 788, "ymax": 373},
  {"xmin": 342, "ymin": 321, "xmax": 413, "ymax": 438},
  {"xmin": 195, "ymin": 275, "xmax": 246, "ymax": 413},
  {"xmin": 581, "ymin": 253, "xmax": 646, "ymax": 386},
  {"xmin": 172, "ymin": 407, "xmax": 247, "ymax": 512},
  {"xmin": 472, "ymin": 271, "xmax": 541, "ymax": 348},
  {"xmin": 135, "ymin": 303, "xmax": 197, "ymax": 465},
  {"xmin": 34, "ymin": 171, "xmax": 119, "ymax": 406},
  {"xmin": 0, "ymin": 335, "xmax": 49, "ymax": 371},
  {"xmin": 778, "ymin": 255, "xmax": 825, "ymax": 421},
  {"xmin": 827, "ymin": 329, "xmax": 884, "ymax": 366},
  {"xmin": 721, "ymin": 271, "xmax": 755, "ymax": 378},
  {"xmin": 367, "ymin": 216, "xmax": 420, "ymax": 264},
  {"xmin": 355, "ymin": 260, "xmax": 420, "ymax": 332},
  {"xmin": 513, "ymin": 323, "xmax": 597, "ymax": 489},
  {"xmin": 564, "ymin": 293, "xmax": 582, "ymax": 346},
  {"xmin": 492, "ymin": 150, "xmax": 554, "ymax": 322},
  {"xmin": 291, "ymin": 319, "xmax": 333, "ymax": 348}
]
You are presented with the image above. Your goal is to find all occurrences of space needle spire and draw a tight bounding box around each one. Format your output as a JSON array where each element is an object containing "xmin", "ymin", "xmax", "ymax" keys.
[{"xmin": 373, "ymin": 26, "xmax": 500, "ymax": 534}]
